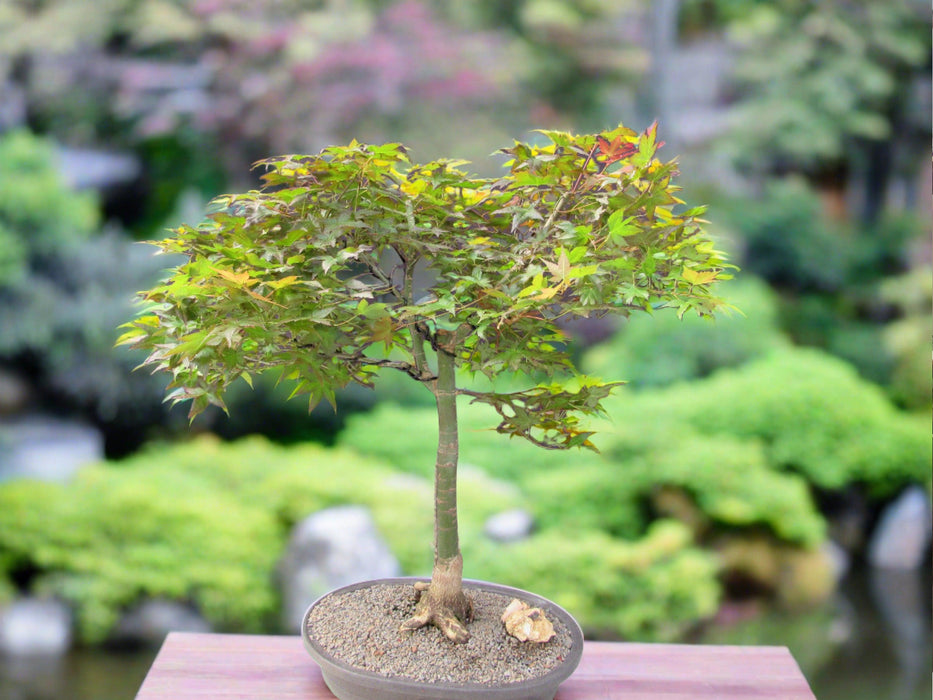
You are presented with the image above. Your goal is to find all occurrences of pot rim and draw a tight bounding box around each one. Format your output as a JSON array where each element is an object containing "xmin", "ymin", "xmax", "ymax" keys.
[{"xmin": 301, "ymin": 576, "xmax": 584, "ymax": 694}]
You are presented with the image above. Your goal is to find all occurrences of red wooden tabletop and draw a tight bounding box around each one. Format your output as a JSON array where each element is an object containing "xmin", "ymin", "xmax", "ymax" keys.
[{"xmin": 135, "ymin": 632, "xmax": 816, "ymax": 699}]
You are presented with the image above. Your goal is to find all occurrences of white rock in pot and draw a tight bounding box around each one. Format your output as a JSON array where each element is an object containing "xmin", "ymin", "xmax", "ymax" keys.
[{"xmin": 501, "ymin": 598, "xmax": 555, "ymax": 643}]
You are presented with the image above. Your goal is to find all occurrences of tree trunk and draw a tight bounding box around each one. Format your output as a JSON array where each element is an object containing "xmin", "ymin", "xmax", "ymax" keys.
[
  {"xmin": 399, "ymin": 337, "xmax": 473, "ymax": 642},
  {"xmin": 433, "ymin": 342, "xmax": 462, "ymax": 571}
]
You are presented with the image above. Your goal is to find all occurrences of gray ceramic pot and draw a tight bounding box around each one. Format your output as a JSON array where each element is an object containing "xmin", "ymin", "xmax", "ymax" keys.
[{"xmin": 302, "ymin": 577, "xmax": 583, "ymax": 700}]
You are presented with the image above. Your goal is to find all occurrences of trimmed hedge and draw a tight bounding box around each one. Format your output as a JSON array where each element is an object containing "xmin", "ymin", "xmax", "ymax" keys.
[
  {"xmin": 582, "ymin": 276, "xmax": 788, "ymax": 388},
  {"xmin": 602, "ymin": 348, "xmax": 931, "ymax": 496},
  {"xmin": 0, "ymin": 468, "xmax": 281, "ymax": 643},
  {"xmin": 467, "ymin": 520, "xmax": 720, "ymax": 641},
  {"xmin": 339, "ymin": 399, "xmax": 605, "ymax": 484},
  {"xmin": 0, "ymin": 436, "xmax": 518, "ymax": 642},
  {"xmin": 527, "ymin": 433, "xmax": 824, "ymax": 546},
  {"xmin": 0, "ymin": 434, "xmax": 725, "ymax": 643}
]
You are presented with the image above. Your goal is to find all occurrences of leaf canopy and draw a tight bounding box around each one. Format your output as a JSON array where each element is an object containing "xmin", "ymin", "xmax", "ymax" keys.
[{"xmin": 120, "ymin": 124, "xmax": 732, "ymax": 447}]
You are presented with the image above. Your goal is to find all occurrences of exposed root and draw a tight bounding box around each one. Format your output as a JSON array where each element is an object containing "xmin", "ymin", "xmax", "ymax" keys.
[{"xmin": 400, "ymin": 580, "xmax": 474, "ymax": 644}]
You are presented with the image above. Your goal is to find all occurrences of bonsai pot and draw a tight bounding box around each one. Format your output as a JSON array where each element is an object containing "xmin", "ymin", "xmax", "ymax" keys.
[{"xmin": 302, "ymin": 577, "xmax": 583, "ymax": 700}]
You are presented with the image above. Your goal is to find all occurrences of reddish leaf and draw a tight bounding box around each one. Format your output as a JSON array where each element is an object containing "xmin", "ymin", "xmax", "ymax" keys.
[{"xmin": 595, "ymin": 135, "xmax": 637, "ymax": 165}]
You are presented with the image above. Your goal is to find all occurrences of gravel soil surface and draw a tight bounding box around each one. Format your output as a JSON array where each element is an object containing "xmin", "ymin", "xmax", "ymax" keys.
[{"xmin": 306, "ymin": 583, "xmax": 574, "ymax": 686}]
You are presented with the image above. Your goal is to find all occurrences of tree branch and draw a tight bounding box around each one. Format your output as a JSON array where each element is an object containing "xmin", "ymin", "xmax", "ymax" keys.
[
  {"xmin": 410, "ymin": 323, "xmax": 431, "ymax": 380},
  {"xmin": 537, "ymin": 142, "xmax": 599, "ymax": 240},
  {"xmin": 362, "ymin": 254, "xmax": 403, "ymax": 301},
  {"xmin": 335, "ymin": 353, "xmax": 436, "ymax": 383}
]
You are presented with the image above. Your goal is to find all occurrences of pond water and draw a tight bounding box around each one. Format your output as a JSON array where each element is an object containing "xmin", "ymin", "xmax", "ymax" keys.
[
  {"xmin": 0, "ymin": 566, "xmax": 928, "ymax": 699},
  {"xmin": 699, "ymin": 566, "xmax": 932, "ymax": 700},
  {"xmin": 0, "ymin": 646, "xmax": 157, "ymax": 700}
]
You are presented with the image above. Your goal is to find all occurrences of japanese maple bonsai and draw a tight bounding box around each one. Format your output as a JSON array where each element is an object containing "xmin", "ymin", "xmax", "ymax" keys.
[{"xmin": 119, "ymin": 123, "xmax": 728, "ymax": 647}]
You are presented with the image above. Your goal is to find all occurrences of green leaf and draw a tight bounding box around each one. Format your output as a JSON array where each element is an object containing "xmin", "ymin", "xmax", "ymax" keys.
[{"xmin": 608, "ymin": 211, "xmax": 638, "ymax": 240}]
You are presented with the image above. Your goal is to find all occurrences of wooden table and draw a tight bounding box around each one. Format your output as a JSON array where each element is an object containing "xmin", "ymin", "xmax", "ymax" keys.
[{"xmin": 135, "ymin": 632, "xmax": 816, "ymax": 699}]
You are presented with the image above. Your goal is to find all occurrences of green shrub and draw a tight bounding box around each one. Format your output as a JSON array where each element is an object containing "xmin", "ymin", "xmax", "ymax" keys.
[
  {"xmin": 721, "ymin": 180, "xmax": 846, "ymax": 293},
  {"xmin": 108, "ymin": 435, "xmax": 521, "ymax": 576},
  {"xmin": 0, "ymin": 130, "xmax": 98, "ymax": 270},
  {"xmin": 717, "ymin": 177, "xmax": 925, "ymax": 402},
  {"xmin": 0, "ymin": 471, "xmax": 281, "ymax": 643},
  {"xmin": 0, "ymin": 433, "xmax": 728, "ymax": 643},
  {"xmin": 339, "ymin": 400, "xmax": 606, "ymax": 484},
  {"xmin": 779, "ymin": 296, "xmax": 897, "ymax": 392},
  {"xmin": 467, "ymin": 520, "xmax": 720, "ymax": 641},
  {"xmin": 879, "ymin": 267, "xmax": 933, "ymax": 411},
  {"xmin": 603, "ymin": 348, "xmax": 931, "ymax": 496},
  {"xmin": 342, "ymin": 387, "xmax": 826, "ymax": 548},
  {"xmin": 528, "ymin": 433, "xmax": 824, "ymax": 546},
  {"xmin": 582, "ymin": 275, "xmax": 788, "ymax": 388},
  {"xmin": 720, "ymin": 179, "xmax": 920, "ymax": 295},
  {"xmin": 0, "ymin": 435, "xmax": 522, "ymax": 641}
]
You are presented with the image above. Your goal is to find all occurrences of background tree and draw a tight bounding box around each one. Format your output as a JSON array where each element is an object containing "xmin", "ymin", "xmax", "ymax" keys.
[
  {"xmin": 120, "ymin": 124, "xmax": 730, "ymax": 641},
  {"xmin": 720, "ymin": 0, "xmax": 930, "ymax": 222},
  {"xmin": 0, "ymin": 130, "xmax": 171, "ymax": 445},
  {"xmin": 440, "ymin": 0, "xmax": 647, "ymax": 124},
  {"xmin": 0, "ymin": 0, "xmax": 517, "ymax": 206}
]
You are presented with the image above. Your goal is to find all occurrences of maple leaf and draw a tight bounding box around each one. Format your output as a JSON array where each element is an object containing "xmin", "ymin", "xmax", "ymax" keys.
[
  {"xmin": 543, "ymin": 249, "xmax": 571, "ymax": 284},
  {"xmin": 595, "ymin": 135, "xmax": 637, "ymax": 166},
  {"xmin": 682, "ymin": 268, "xmax": 720, "ymax": 285},
  {"xmin": 215, "ymin": 268, "xmax": 254, "ymax": 287},
  {"xmin": 370, "ymin": 314, "xmax": 395, "ymax": 350}
]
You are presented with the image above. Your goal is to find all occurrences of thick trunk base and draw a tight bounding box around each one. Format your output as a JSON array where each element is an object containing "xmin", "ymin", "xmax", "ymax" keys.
[{"xmin": 399, "ymin": 556, "xmax": 473, "ymax": 643}]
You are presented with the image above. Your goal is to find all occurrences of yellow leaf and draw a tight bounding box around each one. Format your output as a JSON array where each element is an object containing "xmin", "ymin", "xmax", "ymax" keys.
[
  {"xmin": 215, "ymin": 268, "xmax": 252, "ymax": 286},
  {"xmin": 469, "ymin": 236, "xmax": 496, "ymax": 246},
  {"xmin": 115, "ymin": 329, "xmax": 145, "ymax": 347},
  {"xmin": 400, "ymin": 180, "xmax": 428, "ymax": 196},
  {"xmin": 517, "ymin": 286, "xmax": 539, "ymax": 298},
  {"xmin": 682, "ymin": 268, "xmax": 720, "ymax": 285},
  {"xmin": 268, "ymin": 275, "xmax": 299, "ymax": 290},
  {"xmin": 544, "ymin": 249, "xmax": 571, "ymax": 282},
  {"xmin": 532, "ymin": 286, "xmax": 559, "ymax": 301}
]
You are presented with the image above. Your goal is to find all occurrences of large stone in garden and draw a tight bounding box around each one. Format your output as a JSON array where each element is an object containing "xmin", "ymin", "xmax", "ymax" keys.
[
  {"xmin": 0, "ymin": 82, "xmax": 26, "ymax": 130},
  {"xmin": 0, "ymin": 597, "xmax": 72, "ymax": 656},
  {"xmin": 112, "ymin": 599, "xmax": 211, "ymax": 646},
  {"xmin": 484, "ymin": 508, "xmax": 535, "ymax": 543},
  {"xmin": 867, "ymin": 486, "xmax": 932, "ymax": 569},
  {"xmin": 278, "ymin": 505, "xmax": 400, "ymax": 632},
  {"xmin": 56, "ymin": 146, "xmax": 142, "ymax": 191},
  {"xmin": 0, "ymin": 416, "xmax": 103, "ymax": 483}
]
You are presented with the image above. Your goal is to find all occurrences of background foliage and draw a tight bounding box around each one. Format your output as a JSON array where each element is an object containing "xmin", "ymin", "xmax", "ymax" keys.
[
  {"xmin": 0, "ymin": 5, "xmax": 928, "ymax": 691},
  {"xmin": 0, "ymin": 131, "xmax": 174, "ymax": 439},
  {"xmin": 0, "ymin": 436, "xmax": 720, "ymax": 642}
]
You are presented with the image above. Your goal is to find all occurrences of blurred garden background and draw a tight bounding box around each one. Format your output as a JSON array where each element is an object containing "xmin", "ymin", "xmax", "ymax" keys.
[{"xmin": 0, "ymin": 0, "xmax": 930, "ymax": 698}]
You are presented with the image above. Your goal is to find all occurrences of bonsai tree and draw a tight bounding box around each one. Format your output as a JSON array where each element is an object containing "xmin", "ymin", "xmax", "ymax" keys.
[{"xmin": 119, "ymin": 123, "xmax": 730, "ymax": 643}]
